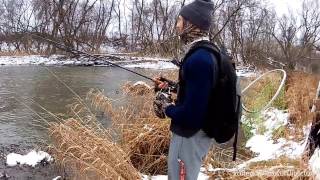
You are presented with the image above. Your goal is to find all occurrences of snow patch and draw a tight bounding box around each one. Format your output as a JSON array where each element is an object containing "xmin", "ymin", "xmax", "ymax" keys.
[
  {"xmin": 124, "ymin": 61, "xmax": 178, "ymax": 70},
  {"xmin": 0, "ymin": 55, "xmax": 173, "ymax": 68},
  {"xmin": 52, "ymin": 176, "xmax": 62, "ymax": 180},
  {"xmin": 310, "ymin": 147, "xmax": 320, "ymax": 180},
  {"xmin": 0, "ymin": 55, "xmax": 58, "ymax": 65},
  {"xmin": 100, "ymin": 44, "xmax": 118, "ymax": 53},
  {"xmin": 263, "ymin": 108, "xmax": 289, "ymax": 137},
  {"xmin": 236, "ymin": 68, "xmax": 257, "ymax": 78},
  {"xmin": 239, "ymin": 108, "xmax": 310, "ymax": 168},
  {"xmin": 6, "ymin": 150, "xmax": 53, "ymax": 167}
]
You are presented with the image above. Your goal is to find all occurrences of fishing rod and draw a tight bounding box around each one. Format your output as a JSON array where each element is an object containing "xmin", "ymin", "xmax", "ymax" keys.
[{"xmin": 19, "ymin": 28, "xmax": 158, "ymax": 82}]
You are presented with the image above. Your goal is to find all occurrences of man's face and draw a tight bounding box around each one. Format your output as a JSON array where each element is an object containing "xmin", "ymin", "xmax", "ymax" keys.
[{"xmin": 176, "ymin": 15, "xmax": 184, "ymax": 35}]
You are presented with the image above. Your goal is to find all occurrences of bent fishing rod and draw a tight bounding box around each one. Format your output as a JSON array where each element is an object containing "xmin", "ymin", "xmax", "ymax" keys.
[{"xmin": 19, "ymin": 28, "xmax": 159, "ymax": 82}]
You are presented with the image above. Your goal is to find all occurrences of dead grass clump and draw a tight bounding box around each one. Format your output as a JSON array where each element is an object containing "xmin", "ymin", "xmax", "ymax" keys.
[
  {"xmin": 286, "ymin": 72, "xmax": 319, "ymax": 126},
  {"xmin": 122, "ymin": 118, "xmax": 170, "ymax": 175},
  {"xmin": 49, "ymin": 119, "xmax": 141, "ymax": 180},
  {"xmin": 86, "ymin": 88, "xmax": 171, "ymax": 175},
  {"xmin": 122, "ymin": 81, "xmax": 153, "ymax": 96}
]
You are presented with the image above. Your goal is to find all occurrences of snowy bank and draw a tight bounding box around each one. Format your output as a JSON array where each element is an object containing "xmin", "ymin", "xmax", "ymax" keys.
[
  {"xmin": 196, "ymin": 108, "xmax": 313, "ymax": 175},
  {"xmin": 236, "ymin": 68, "xmax": 257, "ymax": 78},
  {"xmin": 6, "ymin": 150, "xmax": 53, "ymax": 167},
  {"xmin": 0, "ymin": 55, "xmax": 62, "ymax": 66},
  {"xmin": 0, "ymin": 55, "xmax": 258, "ymax": 76},
  {"xmin": 0, "ymin": 55, "xmax": 176, "ymax": 68},
  {"xmin": 123, "ymin": 61, "xmax": 178, "ymax": 70},
  {"xmin": 310, "ymin": 147, "xmax": 320, "ymax": 179},
  {"xmin": 124, "ymin": 61, "xmax": 258, "ymax": 77},
  {"xmin": 239, "ymin": 108, "xmax": 311, "ymax": 168}
]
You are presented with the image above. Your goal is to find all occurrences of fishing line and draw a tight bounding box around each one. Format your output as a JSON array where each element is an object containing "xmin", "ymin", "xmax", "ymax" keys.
[{"xmin": 18, "ymin": 28, "xmax": 157, "ymax": 82}]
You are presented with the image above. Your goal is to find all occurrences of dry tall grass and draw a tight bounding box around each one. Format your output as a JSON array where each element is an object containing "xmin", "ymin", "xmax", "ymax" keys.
[
  {"xmin": 49, "ymin": 119, "xmax": 140, "ymax": 180},
  {"xmin": 114, "ymin": 83, "xmax": 171, "ymax": 175},
  {"xmin": 48, "ymin": 82, "xmax": 171, "ymax": 178},
  {"xmin": 286, "ymin": 72, "xmax": 320, "ymax": 140}
]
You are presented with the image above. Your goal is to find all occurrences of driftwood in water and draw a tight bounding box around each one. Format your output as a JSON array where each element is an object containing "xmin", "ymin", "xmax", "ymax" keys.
[{"xmin": 304, "ymin": 81, "xmax": 320, "ymax": 159}]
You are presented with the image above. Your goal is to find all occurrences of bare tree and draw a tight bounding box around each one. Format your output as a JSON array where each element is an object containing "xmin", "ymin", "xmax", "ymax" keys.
[
  {"xmin": 300, "ymin": 0, "xmax": 320, "ymax": 56},
  {"xmin": 270, "ymin": 13, "xmax": 299, "ymax": 67}
]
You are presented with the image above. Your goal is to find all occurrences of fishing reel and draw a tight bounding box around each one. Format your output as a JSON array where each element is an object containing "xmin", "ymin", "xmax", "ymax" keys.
[
  {"xmin": 153, "ymin": 77, "xmax": 177, "ymax": 118},
  {"xmin": 153, "ymin": 90, "xmax": 173, "ymax": 119}
]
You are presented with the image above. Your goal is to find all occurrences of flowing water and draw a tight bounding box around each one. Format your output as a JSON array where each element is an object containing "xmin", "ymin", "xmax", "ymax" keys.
[
  {"xmin": 0, "ymin": 65, "xmax": 167, "ymax": 179},
  {"xmin": 0, "ymin": 66, "xmax": 158, "ymax": 148}
]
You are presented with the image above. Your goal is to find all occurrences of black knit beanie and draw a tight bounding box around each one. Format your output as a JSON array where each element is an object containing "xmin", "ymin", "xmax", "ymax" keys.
[{"xmin": 179, "ymin": 0, "xmax": 214, "ymax": 31}]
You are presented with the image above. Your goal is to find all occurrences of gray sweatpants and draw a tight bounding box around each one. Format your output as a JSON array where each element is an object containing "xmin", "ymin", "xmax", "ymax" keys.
[{"xmin": 168, "ymin": 130, "xmax": 214, "ymax": 180}]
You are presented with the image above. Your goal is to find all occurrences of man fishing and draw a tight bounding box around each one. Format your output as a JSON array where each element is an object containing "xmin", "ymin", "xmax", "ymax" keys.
[{"xmin": 154, "ymin": 0, "xmax": 221, "ymax": 179}]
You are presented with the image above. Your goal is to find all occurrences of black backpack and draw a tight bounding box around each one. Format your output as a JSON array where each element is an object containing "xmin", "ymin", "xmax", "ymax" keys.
[{"xmin": 183, "ymin": 40, "xmax": 242, "ymax": 161}]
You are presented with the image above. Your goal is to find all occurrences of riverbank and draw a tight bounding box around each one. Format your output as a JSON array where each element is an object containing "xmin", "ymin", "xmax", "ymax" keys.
[
  {"xmin": 0, "ymin": 54, "xmax": 172, "ymax": 67},
  {"xmin": 0, "ymin": 54, "xmax": 257, "ymax": 78}
]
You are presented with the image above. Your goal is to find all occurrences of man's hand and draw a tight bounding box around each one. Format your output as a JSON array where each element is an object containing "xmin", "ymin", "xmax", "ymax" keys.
[
  {"xmin": 153, "ymin": 76, "xmax": 178, "ymax": 93},
  {"xmin": 153, "ymin": 91, "xmax": 173, "ymax": 119},
  {"xmin": 153, "ymin": 77, "xmax": 169, "ymax": 90}
]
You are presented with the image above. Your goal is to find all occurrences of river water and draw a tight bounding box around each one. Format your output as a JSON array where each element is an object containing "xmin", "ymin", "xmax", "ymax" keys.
[{"xmin": 0, "ymin": 66, "xmax": 159, "ymax": 148}]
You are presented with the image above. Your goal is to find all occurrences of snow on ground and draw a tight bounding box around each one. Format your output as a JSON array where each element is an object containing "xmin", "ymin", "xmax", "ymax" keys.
[
  {"xmin": 100, "ymin": 44, "xmax": 118, "ymax": 53},
  {"xmin": 0, "ymin": 55, "xmax": 58, "ymax": 65},
  {"xmin": 128, "ymin": 56, "xmax": 170, "ymax": 62},
  {"xmin": 123, "ymin": 61, "xmax": 178, "ymax": 70},
  {"xmin": 310, "ymin": 147, "xmax": 320, "ymax": 180},
  {"xmin": 6, "ymin": 150, "xmax": 53, "ymax": 167},
  {"xmin": 239, "ymin": 108, "xmax": 311, "ymax": 168},
  {"xmin": 0, "ymin": 55, "xmax": 258, "ymax": 76},
  {"xmin": 0, "ymin": 55, "xmax": 176, "ymax": 69},
  {"xmin": 52, "ymin": 176, "xmax": 62, "ymax": 180},
  {"xmin": 236, "ymin": 67, "xmax": 257, "ymax": 78}
]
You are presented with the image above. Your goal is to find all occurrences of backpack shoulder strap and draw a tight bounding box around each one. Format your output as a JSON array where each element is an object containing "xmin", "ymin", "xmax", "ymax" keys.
[
  {"xmin": 182, "ymin": 40, "xmax": 223, "ymax": 77},
  {"xmin": 183, "ymin": 40, "xmax": 221, "ymax": 62}
]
